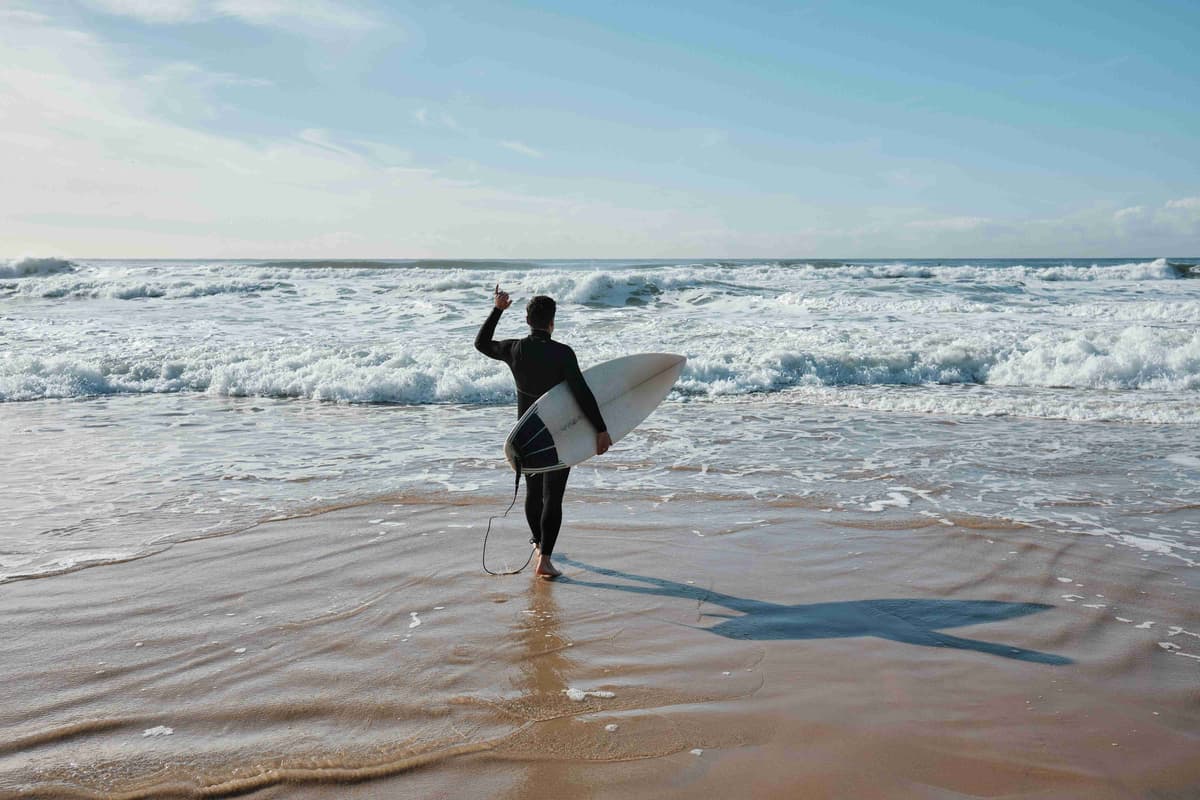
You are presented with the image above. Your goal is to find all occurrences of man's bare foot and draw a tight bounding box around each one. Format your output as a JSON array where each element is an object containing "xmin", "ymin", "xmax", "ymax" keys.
[{"xmin": 534, "ymin": 554, "xmax": 562, "ymax": 579}]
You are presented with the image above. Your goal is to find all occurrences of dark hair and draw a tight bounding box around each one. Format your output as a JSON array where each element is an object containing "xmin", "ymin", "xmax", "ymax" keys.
[{"xmin": 526, "ymin": 295, "xmax": 556, "ymax": 329}]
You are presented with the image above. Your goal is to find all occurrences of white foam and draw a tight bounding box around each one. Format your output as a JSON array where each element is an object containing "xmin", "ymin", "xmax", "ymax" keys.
[
  {"xmin": 5, "ymin": 257, "xmax": 1198, "ymax": 584},
  {"xmin": 142, "ymin": 726, "xmax": 174, "ymax": 737},
  {"xmin": 564, "ymin": 688, "xmax": 615, "ymax": 701},
  {"xmin": 1119, "ymin": 535, "xmax": 1176, "ymax": 556},
  {"xmin": 865, "ymin": 492, "xmax": 912, "ymax": 512},
  {"xmin": 0, "ymin": 256, "xmax": 75, "ymax": 278},
  {"xmin": 5, "ymin": 259, "xmax": 1197, "ymax": 418},
  {"xmin": 409, "ymin": 612, "xmax": 421, "ymax": 629},
  {"xmin": 1166, "ymin": 454, "xmax": 1200, "ymax": 469}
]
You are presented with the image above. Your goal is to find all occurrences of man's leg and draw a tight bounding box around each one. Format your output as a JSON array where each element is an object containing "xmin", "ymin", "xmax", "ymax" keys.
[
  {"xmin": 539, "ymin": 468, "xmax": 571, "ymax": 557},
  {"xmin": 524, "ymin": 472, "xmax": 545, "ymax": 550}
]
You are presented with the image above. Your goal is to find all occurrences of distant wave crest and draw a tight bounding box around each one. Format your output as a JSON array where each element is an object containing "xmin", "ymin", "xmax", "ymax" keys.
[
  {"xmin": 0, "ymin": 256, "xmax": 76, "ymax": 278},
  {"xmin": 5, "ymin": 278, "xmax": 293, "ymax": 300}
]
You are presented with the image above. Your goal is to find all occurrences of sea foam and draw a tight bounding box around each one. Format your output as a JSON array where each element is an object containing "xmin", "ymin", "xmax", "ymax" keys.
[
  {"xmin": 2, "ymin": 258, "xmax": 1197, "ymax": 424},
  {"xmin": 0, "ymin": 256, "xmax": 76, "ymax": 278}
]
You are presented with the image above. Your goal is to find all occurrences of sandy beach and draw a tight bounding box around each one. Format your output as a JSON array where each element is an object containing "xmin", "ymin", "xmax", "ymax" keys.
[
  {"xmin": 6, "ymin": 0, "xmax": 1200, "ymax": 794},
  {"xmin": 3, "ymin": 483, "xmax": 1197, "ymax": 799}
]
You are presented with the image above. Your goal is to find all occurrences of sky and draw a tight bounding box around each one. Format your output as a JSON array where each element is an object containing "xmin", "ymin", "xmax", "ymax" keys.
[{"xmin": 1, "ymin": 0, "xmax": 1198, "ymax": 258}]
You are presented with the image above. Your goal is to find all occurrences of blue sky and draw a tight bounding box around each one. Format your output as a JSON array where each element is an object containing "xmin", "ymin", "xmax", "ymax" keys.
[{"xmin": 2, "ymin": 0, "xmax": 1198, "ymax": 257}]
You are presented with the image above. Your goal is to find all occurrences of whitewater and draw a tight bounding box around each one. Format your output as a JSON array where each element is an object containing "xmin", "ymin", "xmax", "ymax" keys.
[
  {"xmin": 1, "ymin": 256, "xmax": 1198, "ymax": 580},
  {"xmin": 2, "ymin": 256, "xmax": 1198, "ymax": 415}
]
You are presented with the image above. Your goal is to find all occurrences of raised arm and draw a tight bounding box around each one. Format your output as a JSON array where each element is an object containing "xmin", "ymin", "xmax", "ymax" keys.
[{"xmin": 474, "ymin": 285, "xmax": 514, "ymax": 362}]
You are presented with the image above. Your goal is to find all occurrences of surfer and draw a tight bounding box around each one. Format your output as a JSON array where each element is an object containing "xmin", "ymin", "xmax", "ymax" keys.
[{"xmin": 475, "ymin": 286, "xmax": 612, "ymax": 578}]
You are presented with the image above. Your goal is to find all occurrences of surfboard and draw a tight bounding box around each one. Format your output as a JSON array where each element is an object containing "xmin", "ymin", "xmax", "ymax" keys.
[{"xmin": 505, "ymin": 353, "xmax": 686, "ymax": 474}]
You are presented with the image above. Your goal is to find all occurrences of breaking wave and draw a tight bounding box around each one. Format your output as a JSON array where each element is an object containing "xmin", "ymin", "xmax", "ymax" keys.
[
  {"xmin": 0, "ymin": 256, "xmax": 76, "ymax": 278},
  {"xmin": 2, "ymin": 326, "xmax": 1196, "ymax": 417}
]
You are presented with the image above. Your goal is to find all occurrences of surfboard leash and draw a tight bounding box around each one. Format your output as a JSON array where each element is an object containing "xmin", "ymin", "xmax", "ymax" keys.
[{"xmin": 481, "ymin": 459, "xmax": 536, "ymax": 576}]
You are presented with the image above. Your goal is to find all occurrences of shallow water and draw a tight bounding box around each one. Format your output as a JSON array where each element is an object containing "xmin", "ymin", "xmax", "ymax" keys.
[
  {"xmin": 2, "ymin": 494, "xmax": 1196, "ymax": 799},
  {"xmin": 1, "ymin": 395, "xmax": 1197, "ymax": 581},
  {"xmin": 3, "ymin": 252, "xmax": 1199, "ymax": 795},
  {"xmin": 1, "ymin": 256, "xmax": 1198, "ymax": 581}
]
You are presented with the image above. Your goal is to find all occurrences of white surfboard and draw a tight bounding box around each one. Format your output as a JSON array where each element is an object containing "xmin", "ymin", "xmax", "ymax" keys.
[{"xmin": 505, "ymin": 353, "xmax": 686, "ymax": 474}]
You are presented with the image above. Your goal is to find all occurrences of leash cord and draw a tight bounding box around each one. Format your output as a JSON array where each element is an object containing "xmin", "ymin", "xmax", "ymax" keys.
[{"xmin": 482, "ymin": 461, "xmax": 535, "ymax": 576}]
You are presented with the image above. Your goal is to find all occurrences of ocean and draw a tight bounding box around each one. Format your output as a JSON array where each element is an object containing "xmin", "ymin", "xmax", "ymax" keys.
[
  {"xmin": 2, "ymin": 256, "xmax": 1198, "ymax": 580},
  {"xmin": 5, "ymin": 255, "xmax": 1200, "ymax": 797}
]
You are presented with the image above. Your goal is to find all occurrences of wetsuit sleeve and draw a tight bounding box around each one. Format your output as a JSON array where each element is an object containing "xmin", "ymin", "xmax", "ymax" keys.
[
  {"xmin": 564, "ymin": 348, "xmax": 607, "ymax": 433},
  {"xmin": 474, "ymin": 307, "xmax": 514, "ymax": 363}
]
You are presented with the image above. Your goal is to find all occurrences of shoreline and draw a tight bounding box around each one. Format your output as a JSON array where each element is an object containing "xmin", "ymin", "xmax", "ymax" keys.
[{"xmin": 2, "ymin": 491, "xmax": 1196, "ymax": 798}]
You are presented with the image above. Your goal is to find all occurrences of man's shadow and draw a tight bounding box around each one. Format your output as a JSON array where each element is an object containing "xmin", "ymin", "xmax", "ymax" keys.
[{"xmin": 555, "ymin": 556, "xmax": 1071, "ymax": 665}]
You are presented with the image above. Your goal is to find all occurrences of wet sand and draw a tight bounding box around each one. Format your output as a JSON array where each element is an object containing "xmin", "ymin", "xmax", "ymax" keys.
[{"xmin": 2, "ymin": 491, "xmax": 1197, "ymax": 799}]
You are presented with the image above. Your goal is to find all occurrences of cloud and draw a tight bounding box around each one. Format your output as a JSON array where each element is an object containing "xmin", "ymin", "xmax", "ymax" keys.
[
  {"xmin": 132, "ymin": 61, "xmax": 273, "ymax": 121},
  {"xmin": 870, "ymin": 198, "xmax": 1199, "ymax": 256},
  {"xmin": 883, "ymin": 168, "xmax": 937, "ymax": 191},
  {"xmin": 298, "ymin": 128, "xmax": 362, "ymax": 159},
  {"xmin": 500, "ymin": 140, "xmax": 543, "ymax": 158},
  {"xmin": 905, "ymin": 216, "xmax": 989, "ymax": 232},
  {"xmin": 143, "ymin": 62, "xmax": 273, "ymax": 89},
  {"xmin": 2, "ymin": 10, "xmax": 1196, "ymax": 258},
  {"xmin": 1113, "ymin": 205, "xmax": 1146, "ymax": 221},
  {"xmin": 80, "ymin": 0, "xmax": 378, "ymax": 32},
  {"xmin": 1165, "ymin": 197, "xmax": 1200, "ymax": 212},
  {"xmin": 0, "ymin": 8, "xmax": 51, "ymax": 24},
  {"xmin": 82, "ymin": 0, "xmax": 201, "ymax": 24},
  {"xmin": 413, "ymin": 108, "xmax": 461, "ymax": 131},
  {"xmin": 0, "ymin": 14, "xmax": 706, "ymax": 258},
  {"xmin": 352, "ymin": 139, "xmax": 412, "ymax": 167},
  {"xmin": 214, "ymin": 0, "xmax": 377, "ymax": 32}
]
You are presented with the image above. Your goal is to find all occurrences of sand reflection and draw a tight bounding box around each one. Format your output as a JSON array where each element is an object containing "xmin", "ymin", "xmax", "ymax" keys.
[{"xmin": 506, "ymin": 579, "xmax": 574, "ymax": 798}]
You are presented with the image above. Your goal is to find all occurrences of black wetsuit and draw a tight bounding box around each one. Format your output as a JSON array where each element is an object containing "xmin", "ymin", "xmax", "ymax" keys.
[{"xmin": 475, "ymin": 307, "xmax": 606, "ymax": 557}]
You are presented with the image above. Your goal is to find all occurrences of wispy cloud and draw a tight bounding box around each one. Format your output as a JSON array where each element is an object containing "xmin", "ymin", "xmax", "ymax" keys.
[
  {"xmin": 298, "ymin": 128, "xmax": 362, "ymax": 159},
  {"xmin": 905, "ymin": 216, "xmax": 990, "ymax": 232},
  {"xmin": 352, "ymin": 139, "xmax": 412, "ymax": 167},
  {"xmin": 1, "ymin": 16, "xmax": 648, "ymax": 258},
  {"xmin": 82, "ymin": 0, "xmax": 201, "ymax": 24},
  {"xmin": 883, "ymin": 168, "xmax": 937, "ymax": 191},
  {"xmin": 214, "ymin": 0, "xmax": 377, "ymax": 32},
  {"xmin": 500, "ymin": 140, "xmax": 543, "ymax": 158},
  {"xmin": 143, "ymin": 61, "xmax": 273, "ymax": 89},
  {"xmin": 139, "ymin": 61, "xmax": 272, "ymax": 120},
  {"xmin": 1165, "ymin": 197, "xmax": 1200, "ymax": 212},
  {"xmin": 80, "ymin": 0, "xmax": 378, "ymax": 32},
  {"xmin": 0, "ymin": 8, "xmax": 51, "ymax": 24},
  {"xmin": 413, "ymin": 108, "xmax": 460, "ymax": 130}
]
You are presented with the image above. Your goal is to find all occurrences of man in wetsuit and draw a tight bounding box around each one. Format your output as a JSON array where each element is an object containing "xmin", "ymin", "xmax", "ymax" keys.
[{"xmin": 475, "ymin": 286, "xmax": 612, "ymax": 578}]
